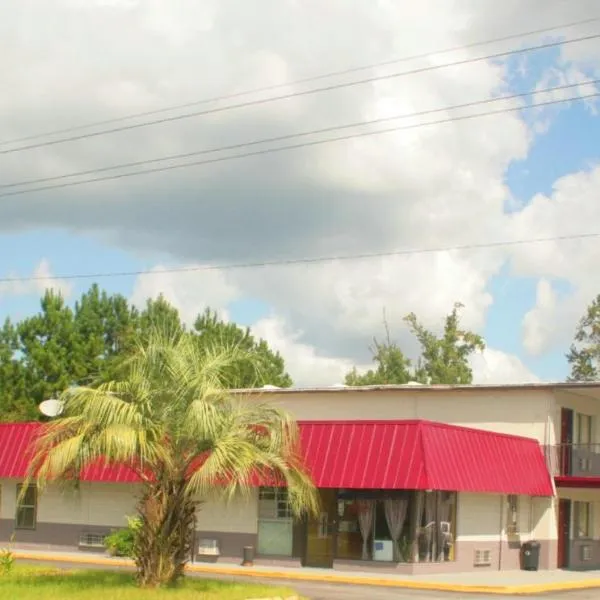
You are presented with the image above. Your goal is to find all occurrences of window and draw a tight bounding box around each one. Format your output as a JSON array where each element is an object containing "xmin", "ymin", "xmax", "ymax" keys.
[
  {"xmin": 574, "ymin": 501, "xmax": 592, "ymax": 538},
  {"xmin": 15, "ymin": 484, "xmax": 37, "ymax": 530},
  {"xmin": 418, "ymin": 491, "xmax": 457, "ymax": 563},
  {"xmin": 506, "ymin": 495, "xmax": 519, "ymax": 534},
  {"xmin": 576, "ymin": 414, "xmax": 593, "ymax": 445},
  {"xmin": 258, "ymin": 487, "xmax": 292, "ymax": 519},
  {"xmin": 257, "ymin": 487, "xmax": 293, "ymax": 556}
]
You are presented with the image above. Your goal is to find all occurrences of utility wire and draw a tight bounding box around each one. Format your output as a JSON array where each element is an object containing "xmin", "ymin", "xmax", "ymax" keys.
[
  {"xmin": 1, "ymin": 32, "xmax": 599, "ymax": 156},
  {"xmin": 1, "ymin": 13, "xmax": 598, "ymax": 148},
  {"xmin": 1, "ymin": 232, "xmax": 598, "ymax": 284},
  {"xmin": 1, "ymin": 79, "xmax": 596, "ymax": 191},
  {"xmin": 1, "ymin": 91, "xmax": 597, "ymax": 199}
]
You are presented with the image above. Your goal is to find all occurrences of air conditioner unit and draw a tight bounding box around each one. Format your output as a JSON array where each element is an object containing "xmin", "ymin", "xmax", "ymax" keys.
[
  {"xmin": 373, "ymin": 539, "xmax": 394, "ymax": 562},
  {"xmin": 78, "ymin": 532, "xmax": 108, "ymax": 549},
  {"xmin": 581, "ymin": 545, "xmax": 592, "ymax": 562},
  {"xmin": 197, "ymin": 538, "xmax": 220, "ymax": 563},
  {"xmin": 474, "ymin": 549, "xmax": 492, "ymax": 566}
]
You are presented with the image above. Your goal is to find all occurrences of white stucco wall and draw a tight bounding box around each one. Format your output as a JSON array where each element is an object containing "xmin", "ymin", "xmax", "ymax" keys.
[
  {"xmin": 0, "ymin": 478, "xmax": 258, "ymax": 535},
  {"xmin": 457, "ymin": 493, "xmax": 503, "ymax": 542},
  {"xmin": 0, "ymin": 480, "xmax": 139, "ymax": 528},
  {"xmin": 456, "ymin": 493, "xmax": 557, "ymax": 543},
  {"xmin": 195, "ymin": 490, "xmax": 258, "ymax": 534},
  {"xmin": 259, "ymin": 388, "xmax": 557, "ymax": 444},
  {"xmin": 531, "ymin": 496, "xmax": 559, "ymax": 541}
]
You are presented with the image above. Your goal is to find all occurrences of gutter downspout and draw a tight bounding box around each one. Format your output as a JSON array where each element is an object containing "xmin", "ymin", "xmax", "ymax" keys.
[{"xmin": 529, "ymin": 496, "xmax": 534, "ymax": 542}]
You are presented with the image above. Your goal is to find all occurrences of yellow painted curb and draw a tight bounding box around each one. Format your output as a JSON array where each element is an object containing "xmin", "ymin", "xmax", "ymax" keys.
[{"xmin": 13, "ymin": 551, "xmax": 600, "ymax": 595}]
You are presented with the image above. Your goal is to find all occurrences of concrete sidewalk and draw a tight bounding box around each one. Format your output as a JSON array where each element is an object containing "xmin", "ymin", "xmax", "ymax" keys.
[{"xmin": 12, "ymin": 548, "xmax": 600, "ymax": 595}]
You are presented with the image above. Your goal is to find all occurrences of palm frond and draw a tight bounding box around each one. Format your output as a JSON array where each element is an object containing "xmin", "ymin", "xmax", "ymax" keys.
[
  {"xmin": 27, "ymin": 322, "xmax": 317, "ymax": 525},
  {"xmin": 184, "ymin": 399, "xmax": 318, "ymax": 517}
]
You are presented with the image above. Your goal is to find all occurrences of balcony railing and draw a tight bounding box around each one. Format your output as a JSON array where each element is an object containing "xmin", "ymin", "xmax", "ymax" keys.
[{"xmin": 544, "ymin": 444, "xmax": 600, "ymax": 478}]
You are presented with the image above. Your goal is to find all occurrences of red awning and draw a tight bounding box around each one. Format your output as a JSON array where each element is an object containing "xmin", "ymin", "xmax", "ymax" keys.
[
  {"xmin": 0, "ymin": 423, "xmax": 39, "ymax": 479},
  {"xmin": 0, "ymin": 420, "xmax": 554, "ymax": 496},
  {"xmin": 0, "ymin": 423, "xmax": 139, "ymax": 483},
  {"xmin": 297, "ymin": 420, "xmax": 554, "ymax": 496},
  {"xmin": 554, "ymin": 476, "xmax": 600, "ymax": 489}
]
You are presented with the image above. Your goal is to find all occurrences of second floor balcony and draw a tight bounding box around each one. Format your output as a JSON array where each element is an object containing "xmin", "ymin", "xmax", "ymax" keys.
[{"xmin": 545, "ymin": 443, "xmax": 600, "ymax": 478}]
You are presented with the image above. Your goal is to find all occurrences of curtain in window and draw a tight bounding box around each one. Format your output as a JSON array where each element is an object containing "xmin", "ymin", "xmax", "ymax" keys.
[
  {"xmin": 357, "ymin": 499, "xmax": 375, "ymax": 560},
  {"xmin": 412, "ymin": 491, "xmax": 424, "ymax": 562},
  {"xmin": 384, "ymin": 496, "xmax": 409, "ymax": 562},
  {"xmin": 436, "ymin": 493, "xmax": 453, "ymax": 561},
  {"xmin": 422, "ymin": 491, "xmax": 437, "ymax": 562}
]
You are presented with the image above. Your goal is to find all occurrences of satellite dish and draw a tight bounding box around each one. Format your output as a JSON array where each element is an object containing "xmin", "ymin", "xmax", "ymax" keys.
[{"xmin": 39, "ymin": 399, "xmax": 64, "ymax": 417}]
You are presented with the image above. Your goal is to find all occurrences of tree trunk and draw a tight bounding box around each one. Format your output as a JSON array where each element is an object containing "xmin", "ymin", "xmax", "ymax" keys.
[{"xmin": 134, "ymin": 478, "xmax": 196, "ymax": 587}]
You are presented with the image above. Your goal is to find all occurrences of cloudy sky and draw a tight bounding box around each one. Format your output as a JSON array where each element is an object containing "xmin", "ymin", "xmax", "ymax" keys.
[{"xmin": 1, "ymin": 0, "xmax": 600, "ymax": 386}]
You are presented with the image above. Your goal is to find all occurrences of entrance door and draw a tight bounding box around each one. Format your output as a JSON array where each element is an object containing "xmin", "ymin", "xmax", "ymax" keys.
[
  {"xmin": 560, "ymin": 408, "xmax": 574, "ymax": 475},
  {"xmin": 304, "ymin": 489, "xmax": 337, "ymax": 568},
  {"xmin": 557, "ymin": 499, "xmax": 571, "ymax": 569}
]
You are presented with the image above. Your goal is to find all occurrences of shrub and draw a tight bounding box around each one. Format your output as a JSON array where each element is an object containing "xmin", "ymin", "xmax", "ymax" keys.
[
  {"xmin": 0, "ymin": 535, "xmax": 15, "ymax": 575},
  {"xmin": 104, "ymin": 517, "xmax": 141, "ymax": 558}
]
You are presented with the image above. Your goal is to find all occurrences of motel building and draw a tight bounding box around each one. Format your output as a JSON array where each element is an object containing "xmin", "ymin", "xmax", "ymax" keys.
[{"xmin": 0, "ymin": 382, "xmax": 600, "ymax": 574}]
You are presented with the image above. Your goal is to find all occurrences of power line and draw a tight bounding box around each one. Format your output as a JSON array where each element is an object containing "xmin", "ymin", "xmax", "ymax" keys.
[
  {"xmin": 1, "ymin": 91, "xmax": 597, "ymax": 199},
  {"xmin": 3, "ymin": 78, "xmax": 597, "ymax": 191},
  {"xmin": 1, "ymin": 13, "xmax": 598, "ymax": 148},
  {"xmin": 1, "ymin": 32, "xmax": 599, "ymax": 156},
  {"xmin": 1, "ymin": 232, "xmax": 598, "ymax": 285}
]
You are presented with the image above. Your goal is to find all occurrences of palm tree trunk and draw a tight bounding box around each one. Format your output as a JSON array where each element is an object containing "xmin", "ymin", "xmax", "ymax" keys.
[{"xmin": 134, "ymin": 478, "xmax": 196, "ymax": 587}]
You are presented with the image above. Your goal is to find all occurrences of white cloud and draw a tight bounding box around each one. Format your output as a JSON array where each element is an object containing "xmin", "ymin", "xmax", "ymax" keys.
[
  {"xmin": 0, "ymin": 259, "xmax": 73, "ymax": 301},
  {"xmin": 510, "ymin": 166, "xmax": 600, "ymax": 355},
  {"xmin": 129, "ymin": 265, "xmax": 239, "ymax": 326},
  {"xmin": 2, "ymin": 1, "xmax": 600, "ymax": 381},
  {"xmin": 130, "ymin": 264, "xmax": 539, "ymax": 387},
  {"xmin": 251, "ymin": 315, "xmax": 367, "ymax": 386},
  {"xmin": 253, "ymin": 315, "xmax": 539, "ymax": 387},
  {"xmin": 470, "ymin": 347, "xmax": 540, "ymax": 384}
]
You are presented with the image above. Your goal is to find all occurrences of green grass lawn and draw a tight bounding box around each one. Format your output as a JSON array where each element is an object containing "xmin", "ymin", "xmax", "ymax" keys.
[{"xmin": 0, "ymin": 566, "xmax": 299, "ymax": 599}]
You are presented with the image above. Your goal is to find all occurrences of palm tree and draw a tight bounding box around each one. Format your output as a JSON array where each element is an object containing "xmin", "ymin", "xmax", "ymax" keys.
[{"xmin": 26, "ymin": 326, "xmax": 318, "ymax": 587}]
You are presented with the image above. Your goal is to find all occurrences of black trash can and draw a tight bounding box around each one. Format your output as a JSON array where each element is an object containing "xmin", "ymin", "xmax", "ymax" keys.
[
  {"xmin": 521, "ymin": 540, "xmax": 541, "ymax": 571},
  {"xmin": 242, "ymin": 545, "xmax": 255, "ymax": 567}
]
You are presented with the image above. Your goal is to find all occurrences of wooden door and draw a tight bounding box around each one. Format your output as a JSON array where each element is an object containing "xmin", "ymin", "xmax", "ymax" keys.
[
  {"xmin": 560, "ymin": 408, "xmax": 574, "ymax": 475},
  {"xmin": 303, "ymin": 489, "xmax": 337, "ymax": 568},
  {"xmin": 557, "ymin": 499, "xmax": 571, "ymax": 569}
]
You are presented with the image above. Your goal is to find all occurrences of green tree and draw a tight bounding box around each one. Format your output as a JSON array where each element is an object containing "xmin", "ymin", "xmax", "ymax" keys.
[
  {"xmin": 193, "ymin": 309, "xmax": 292, "ymax": 388},
  {"xmin": 345, "ymin": 320, "xmax": 413, "ymax": 385},
  {"xmin": 27, "ymin": 326, "xmax": 317, "ymax": 587},
  {"xmin": 567, "ymin": 294, "xmax": 600, "ymax": 381},
  {"xmin": 17, "ymin": 290, "xmax": 86, "ymax": 406},
  {"xmin": 73, "ymin": 284, "xmax": 140, "ymax": 383},
  {"xmin": 0, "ymin": 285, "xmax": 294, "ymax": 421},
  {"xmin": 346, "ymin": 303, "xmax": 485, "ymax": 385},
  {"xmin": 404, "ymin": 302, "xmax": 485, "ymax": 384},
  {"xmin": 139, "ymin": 295, "xmax": 184, "ymax": 338},
  {"xmin": 0, "ymin": 318, "xmax": 33, "ymax": 421}
]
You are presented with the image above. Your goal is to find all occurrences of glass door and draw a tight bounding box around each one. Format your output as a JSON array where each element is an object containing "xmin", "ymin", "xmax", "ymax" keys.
[{"xmin": 304, "ymin": 489, "xmax": 337, "ymax": 568}]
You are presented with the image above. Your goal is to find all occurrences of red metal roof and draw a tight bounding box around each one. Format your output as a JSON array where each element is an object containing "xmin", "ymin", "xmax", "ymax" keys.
[
  {"xmin": 0, "ymin": 420, "xmax": 554, "ymax": 495},
  {"xmin": 297, "ymin": 420, "xmax": 554, "ymax": 496},
  {"xmin": 0, "ymin": 423, "xmax": 39, "ymax": 479},
  {"xmin": 0, "ymin": 423, "xmax": 139, "ymax": 483}
]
